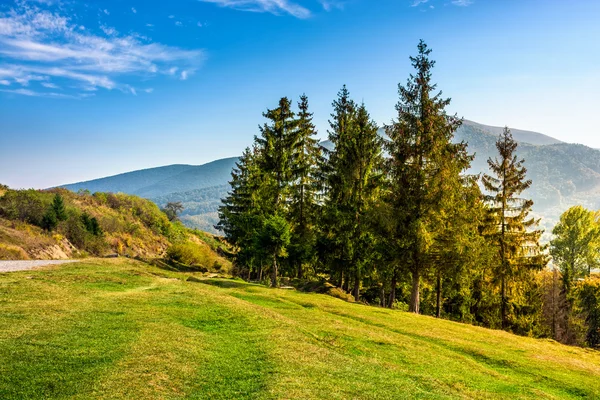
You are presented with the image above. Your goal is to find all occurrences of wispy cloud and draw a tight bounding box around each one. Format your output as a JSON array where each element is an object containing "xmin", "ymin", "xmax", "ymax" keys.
[
  {"xmin": 320, "ymin": 1, "xmax": 344, "ymax": 11},
  {"xmin": 199, "ymin": 0, "xmax": 311, "ymax": 19},
  {"xmin": 0, "ymin": 87, "xmax": 90, "ymax": 98},
  {"xmin": 131, "ymin": 7, "xmax": 137, "ymax": 14},
  {"xmin": 451, "ymin": 0, "xmax": 473, "ymax": 6},
  {"xmin": 411, "ymin": 0, "xmax": 428, "ymax": 6},
  {"xmin": 0, "ymin": 2, "xmax": 204, "ymax": 98}
]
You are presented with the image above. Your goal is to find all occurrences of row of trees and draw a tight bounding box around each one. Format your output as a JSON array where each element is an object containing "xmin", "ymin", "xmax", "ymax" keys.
[{"xmin": 218, "ymin": 41, "xmax": 552, "ymax": 335}]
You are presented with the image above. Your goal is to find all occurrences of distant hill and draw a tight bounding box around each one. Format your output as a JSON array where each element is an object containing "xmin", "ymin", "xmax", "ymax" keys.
[
  {"xmin": 62, "ymin": 158, "xmax": 239, "ymax": 197},
  {"xmin": 462, "ymin": 120, "xmax": 563, "ymax": 146},
  {"xmin": 58, "ymin": 120, "xmax": 600, "ymax": 238}
]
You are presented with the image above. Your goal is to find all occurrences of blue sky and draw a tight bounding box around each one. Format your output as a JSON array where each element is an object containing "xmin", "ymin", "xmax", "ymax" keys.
[{"xmin": 1, "ymin": 0, "xmax": 600, "ymax": 188}]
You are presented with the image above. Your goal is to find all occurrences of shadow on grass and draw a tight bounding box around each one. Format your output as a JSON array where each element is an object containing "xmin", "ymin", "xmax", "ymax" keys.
[
  {"xmin": 147, "ymin": 258, "xmax": 211, "ymax": 274},
  {"xmin": 197, "ymin": 279, "xmax": 259, "ymax": 290}
]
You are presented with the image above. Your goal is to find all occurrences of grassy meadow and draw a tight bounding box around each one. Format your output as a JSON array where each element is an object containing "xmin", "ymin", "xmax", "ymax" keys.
[{"xmin": 1, "ymin": 258, "xmax": 599, "ymax": 399}]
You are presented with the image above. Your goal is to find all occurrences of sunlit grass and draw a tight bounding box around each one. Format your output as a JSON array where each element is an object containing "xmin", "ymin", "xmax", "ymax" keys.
[{"xmin": 1, "ymin": 258, "xmax": 599, "ymax": 399}]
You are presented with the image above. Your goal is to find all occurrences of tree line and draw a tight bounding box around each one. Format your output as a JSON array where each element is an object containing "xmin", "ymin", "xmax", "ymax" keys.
[{"xmin": 218, "ymin": 40, "xmax": 600, "ymax": 346}]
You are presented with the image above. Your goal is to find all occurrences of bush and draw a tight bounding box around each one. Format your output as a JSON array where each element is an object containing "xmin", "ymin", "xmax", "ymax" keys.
[
  {"xmin": 167, "ymin": 242, "xmax": 218, "ymax": 270},
  {"xmin": 0, "ymin": 244, "xmax": 28, "ymax": 260},
  {"xmin": 576, "ymin": 277, "xmax": 600, "ymax": 348}
]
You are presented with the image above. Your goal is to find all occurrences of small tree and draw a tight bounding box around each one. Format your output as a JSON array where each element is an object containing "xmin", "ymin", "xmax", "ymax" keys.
[
  {"xmin": 257, "ymin": 215, "xmax": 291, "ymax": 288},
  {"xmin": 162, "ymin": 201, "xmax": 184, "ymax": 222},
  {"xmin": 52, "ymin": 193, "xmax": 68, "ymax": 222},
  {"xmin": 551, "ymin": 206, "xmax": 600, "ymax": 292},
  {"xmin": 41, "ymin": 208, "xmax": 58, "ymax": 231}
]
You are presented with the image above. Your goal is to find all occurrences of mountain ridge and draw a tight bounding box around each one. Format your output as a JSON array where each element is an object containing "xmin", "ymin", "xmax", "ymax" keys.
[{"xmin": 58, "ymin": 121, "xmax": 600, "ymax": 236}]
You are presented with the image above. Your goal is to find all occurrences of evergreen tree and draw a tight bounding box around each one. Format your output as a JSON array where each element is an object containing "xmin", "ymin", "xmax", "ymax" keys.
[
  {"xmin": 319, "ymin": 86, "xmax": 357, "ymax": 291},
  {"xmin": 255, "ymin": 97, "xmax": 298, "ymax": 213},
  {"xmin": 217, "ymin": 147, "xmax": 264, "ymax": 275},
  {"xmin": 52, "ymin": 193, "xmax": 67, "ymax": 222},
  {"xmin": 482, "ymin": 127, "xmax": 547, "ymax": 330},
  {"xmin": 288, "ymin": 94, "xmax": 321, "ymax": 278},
  {"xmin": 384, "ymin": 40, "xmax": 467, "ymax": 313},
  {"xmin": 345, "ymin": 103, "xmax": 384, "ymax": 301}
]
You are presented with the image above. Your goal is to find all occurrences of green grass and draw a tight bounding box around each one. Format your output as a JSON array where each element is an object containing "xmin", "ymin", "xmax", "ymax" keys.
[{"xmin": 1, "ymin": 259, "xmax": 599, "ymax": 399}]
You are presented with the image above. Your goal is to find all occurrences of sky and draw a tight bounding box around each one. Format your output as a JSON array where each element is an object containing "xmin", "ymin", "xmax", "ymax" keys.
[{"xmin": 1, "ymin": 0, "xmax": 600, "ymax": 189}]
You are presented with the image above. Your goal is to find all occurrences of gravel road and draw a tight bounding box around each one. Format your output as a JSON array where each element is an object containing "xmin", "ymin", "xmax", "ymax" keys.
[{"xmin": 0, "ymin": 260, "xmax": 77, "ymax": 273}]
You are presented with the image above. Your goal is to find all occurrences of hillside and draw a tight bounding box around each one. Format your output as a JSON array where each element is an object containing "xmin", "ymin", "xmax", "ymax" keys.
[
  {"xmin": 0, "ymin": 186, "xmax": 231, "ymax": 274},
  {"xmin": 1, "ymin": 257, "xmax": 599, "ymax": 399},
  {"xmin": 58, "ymin": 120, "xmax": 600, "ymax": 236}
]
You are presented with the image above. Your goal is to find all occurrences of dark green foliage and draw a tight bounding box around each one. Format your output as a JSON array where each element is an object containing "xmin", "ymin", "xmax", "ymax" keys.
[
  {"xmin": 320, "ymin": 88, "xmax": 384, "ymax": 301},
  {"xmin": 81, "ymin": 213, "xmax": 102, "ymax": 236},
  {"xmin": 51, "ymin": 193, "xmax": 68, "ymax": 222},
  {"xmin": 41, "ymin": 208, "xmax": 58, "ymax": 231},
  {"xmin": 287, "ymin": 95, "xmax": 322, "ymax": 278}
]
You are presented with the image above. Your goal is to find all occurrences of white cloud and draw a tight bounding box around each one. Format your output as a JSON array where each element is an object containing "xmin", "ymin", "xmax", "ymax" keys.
[
  {"xmin": 0, "ymin": 87, "xmax": 88, "ymax": 99},
  {"xmin": 197, "ymin": 21, "xmax": 203, "ymax": 27},
  {"xmin": 132, "ymin": 7, "xmax": 137, "ymax": 14},
  {"xmin": 320, "ymin": 1, "xmax": 344, "ymax": 12},
  {"xmin": 0, "ymin": 3, "xmax": 204, "ymax": 98},
  {"xmin": 99, "ymin": 25, "xmax": 117, "ymax": 36},
  {"xmin": 103, "ymin": 9, "xmax": 110, "ymax": 15},
  {"xmin": 144, "ymin": 88, "xmax": 154, "ymax": 93},
  {"xmin": 199, "ymin": 0, "xmax": 311, "ymax": 19},
  {"xmin": 411, "ymin": 0, "xmax": 428, "ymax": 6},
  {"xmin": 175, "ymin": 21, "xmax": 182, "ymax": 26},
  {"xmin": 41, "ymin": 81, "xmax": 59, "ymax": 88},
  {"xmin": 181, "ymin": 69, "xmax": 193, "ymax": 80},
  {"xmin": 146, "ymin": 23, "xmax": 154, "ymax": 27},
  {"xmin": 451, "ymin": 0, "xmax": 473, "ymax": 6},
  {"xmin": 168, "ymin": 15, "xmax": 175, "ymax": 19}
]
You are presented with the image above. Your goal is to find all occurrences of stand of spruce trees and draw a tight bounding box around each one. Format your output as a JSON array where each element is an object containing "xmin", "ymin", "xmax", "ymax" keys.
[{"xmin": 218, "ymin": 40, "xmax": 549, "ymax": 335}]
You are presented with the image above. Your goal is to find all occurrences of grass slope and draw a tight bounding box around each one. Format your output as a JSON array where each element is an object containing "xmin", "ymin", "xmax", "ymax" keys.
[{"xmin": 1, "ymin": 259, "xmax": 599, "ymax": 399}]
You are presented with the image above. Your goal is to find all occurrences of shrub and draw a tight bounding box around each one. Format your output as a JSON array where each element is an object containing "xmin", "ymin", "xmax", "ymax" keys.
[
  {"xmin": 166, "ymin": 242, "xmax": 222, "ymax": 270},
  {"xmin": 576, "ymin": 277, "xmax": 600, "ymax": 348},
  {"xmin": 0, "ymin": 244, "xmax": 28, "ymax": 260}
]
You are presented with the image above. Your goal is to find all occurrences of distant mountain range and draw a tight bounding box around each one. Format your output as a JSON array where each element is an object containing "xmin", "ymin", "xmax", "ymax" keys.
[{"xmin": 59, "ymin": 120, "xmax": 600, "ymax": 238}]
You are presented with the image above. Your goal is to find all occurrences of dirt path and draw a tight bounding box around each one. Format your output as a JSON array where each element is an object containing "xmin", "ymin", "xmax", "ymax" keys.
[{"xmin": 0, "ymin": 260, "xmax": 77, "ymax": 273}]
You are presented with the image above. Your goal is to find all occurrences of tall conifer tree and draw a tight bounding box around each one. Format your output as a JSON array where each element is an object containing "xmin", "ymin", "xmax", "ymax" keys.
[
  {"xmin": 482, "ymin": 127, "xmax": 547, "ymax": 329},
  {"xmin": 288, "ymin": 95, "xmax": 321, "ymax": 278},
  {"xmin": 384, "ymin": 40, "xmax": 466, "ymax": 313}
]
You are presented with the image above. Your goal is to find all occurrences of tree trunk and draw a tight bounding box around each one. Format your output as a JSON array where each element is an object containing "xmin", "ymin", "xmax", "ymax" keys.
[
  {"xmin": 409, "ymin": 269, "xmax": 420, "ymax": 314},
  {"xmin": 247, "ymin": 266, "xmax": 251, "ymax": 281},
  {"xmin": 388, "ymin": 270, "xmax": 397, "ymax": 308},
  {"xmin": 297, "ymin": 261, "xmax": 303, "ymax": 280},
  {"xmin": 343, "ymin": 272, "xmax": 349, "ymax": 293},
  {"xmin": 271, "ymin": 254, "xmax": 278, "ymax": 288},
  {"xmin": 501, "ymin": 275, "xmax": 507, "ymax": 329},
  {"xmin": 353, "ymin": 272, "xmax": 360, "ymax": 302},
  {"xmin": 258, "ymin": 264, "xmax": 263, "ymax": 282},
  {"xmin": 337, "ymin": 269, "xmax": 343, "ymax": 289},
  {"xmin": 436, "ymin": 271, "xmax": 442, "ymax": 318}
]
